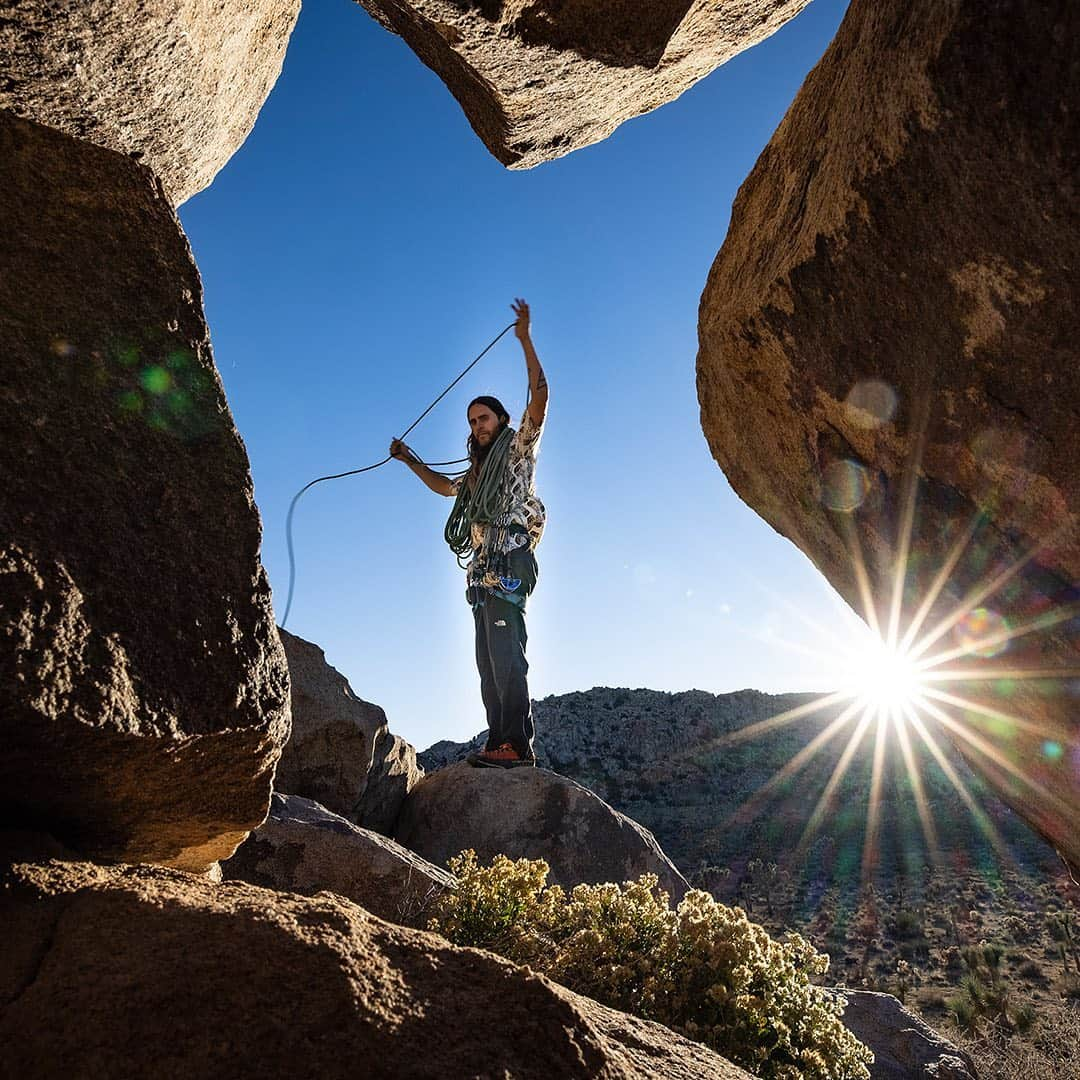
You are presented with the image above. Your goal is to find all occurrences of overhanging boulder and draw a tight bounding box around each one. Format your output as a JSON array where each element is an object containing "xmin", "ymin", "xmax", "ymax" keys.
[
  {"xmin": 697, "ymin": 0, "xmax": 1080, "ymax": 874},
  {"xmin": 0, "ymin": 0, "xmax": 301, "ymax": 204},
  {"xmin": 0, "ymin": 111, "xmax": 289, "ymax": 872},
  {"xmin": 354, "ymin": 0, "xmax": 812, "ymax": 168}
]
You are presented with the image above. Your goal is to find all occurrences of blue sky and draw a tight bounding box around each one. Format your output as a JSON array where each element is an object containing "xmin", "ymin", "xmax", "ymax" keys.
[{"xmin": 180, "ymin": 0, "xmax": 863, "ymax": 751}]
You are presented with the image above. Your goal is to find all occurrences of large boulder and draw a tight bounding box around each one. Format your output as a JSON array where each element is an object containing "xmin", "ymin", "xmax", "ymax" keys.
[
  {"xmin": 223, "ymin": 793, "xmax": 454, "ymax": 928},
  {"xmin": 0, "ymin": 111, "xmax": 289, "ymax": 872},
  {"xmin": 839, "ymin": 991, "xmax": 976, "ymax": 1080},
  {"xmin": 0, "ymin": 0, "xmax": 300, "ymax": 204},
  {"xmin": 697, "ymin": 0, "xmax": 1080, "ymax": 874},
  {"xmin": 276, "ymin": 629, "xmax": 422, "ymax": 833},
  {"xmin": 0, "ymin": 857, "xmax": 750, "ymax": 1079},
  {"xmin": 354, "ymin": 0, "xmax": 811, "ymax": 168},
  {"xmin": 394, "ymin": 762, "xmax": 690, "ymax": 899}
]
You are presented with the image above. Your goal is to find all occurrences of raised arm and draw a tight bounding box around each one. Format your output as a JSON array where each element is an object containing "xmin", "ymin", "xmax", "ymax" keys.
[
  {"xmin": 513, "ymin": 298, "xmax": 547, "ymax": 429},
  {"xmin": 390, "ymin": 438, "xmax": 457, "ymax": 497}
]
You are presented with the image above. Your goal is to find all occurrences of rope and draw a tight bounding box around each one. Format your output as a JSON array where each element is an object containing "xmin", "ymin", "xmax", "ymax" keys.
[
  {"xmin": 281, "ymin": 320, "xmax": 516, "ymax": 628},
  {"xmin": 443, "ymin": 424, "xmax": 515, "ymax": 564}
]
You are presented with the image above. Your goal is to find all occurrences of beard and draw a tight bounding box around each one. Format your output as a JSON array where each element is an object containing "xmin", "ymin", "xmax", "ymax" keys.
[{"xmin": 470, "ymin": 421, "xmax": 507, "ymax": 476}]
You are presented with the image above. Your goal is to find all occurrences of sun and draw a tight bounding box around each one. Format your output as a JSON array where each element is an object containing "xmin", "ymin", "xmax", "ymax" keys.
[{"xmin": 846, "ymin": 635, "xmax": 925, "ymax": 716}]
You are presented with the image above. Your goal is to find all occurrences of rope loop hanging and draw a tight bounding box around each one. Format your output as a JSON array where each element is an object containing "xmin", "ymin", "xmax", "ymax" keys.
[{"xmin": 281, "ymin": 320, "xmax": 516, "ymax": 627}]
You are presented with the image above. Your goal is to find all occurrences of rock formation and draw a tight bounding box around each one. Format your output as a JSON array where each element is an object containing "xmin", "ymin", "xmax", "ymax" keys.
[
  {"xmin": 394, "ymin": 761, "xmax": 690, "ymax": 899},
  {"xmin": 0, "ymin": 0, "xmax": 301, "ymax": 204},
  {"xmin": 0, "ymin": 111, "xmax": 290, "ymax": 872},
  {"xmin": 697, "ymin": 0, "xmax": 1080, "ymax": 875},
  {"xmin": 276, "ymin": 629, "xmax": 422, "ymax": 832},
  {"xmin": 838, "ymin": 991, "xmax": 976, "ymax": 1080},
  {"xmin": 223, "ymin": 793, "xmax": 453, "ymax": 928},
  {"xmin": 1, "ymin": 857, "xmax": 751, "ymax": 1079},
  {"xmin": 353, "ymin": 0, "xmax": 812, "ymax": 168}
]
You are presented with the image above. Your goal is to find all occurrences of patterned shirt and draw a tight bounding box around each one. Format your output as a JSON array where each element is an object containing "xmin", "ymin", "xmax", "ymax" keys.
[{"xmin": 449, "ymin": 407, "xmax": 546, "ymax": 587}]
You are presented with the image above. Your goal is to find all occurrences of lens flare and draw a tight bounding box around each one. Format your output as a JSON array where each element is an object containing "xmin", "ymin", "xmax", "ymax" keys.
[
  {"xmin": 822, "ymin": 459, "xmax": 871, "ymax": 512},
  {"xmin": 844, "ymin": 379, "xmax": 897, "ymax": 428},
  {"xmin": 954, "ymin": 607, "xmax": 1010, "ymax": 658}
]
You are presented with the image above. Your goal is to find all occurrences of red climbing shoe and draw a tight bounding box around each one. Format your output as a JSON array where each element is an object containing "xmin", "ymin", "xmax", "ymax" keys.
[{"xmin": 471, "ymin": 743, "xmax": 535, "ymax": 769}]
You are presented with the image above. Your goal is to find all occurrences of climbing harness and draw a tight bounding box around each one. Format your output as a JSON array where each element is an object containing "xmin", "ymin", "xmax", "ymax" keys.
[{"xmin": 281, "ymin": 320, "xmax": 516, "ymax": 628}]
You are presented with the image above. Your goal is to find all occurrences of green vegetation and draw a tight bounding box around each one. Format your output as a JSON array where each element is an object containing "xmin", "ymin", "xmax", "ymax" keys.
[{"xmin": 430, "ymin": 850, "xmax": 874, "ymax": 1080}]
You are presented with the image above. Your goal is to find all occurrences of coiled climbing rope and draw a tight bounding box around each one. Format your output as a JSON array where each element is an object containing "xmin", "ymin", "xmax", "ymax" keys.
[
  {"xmin": 281, "ymin": 320, "xmax": 516, "ymax": 628},
  {"xmin": 443, "ymin": 423, "xmax": 515, "ymax": 564}
]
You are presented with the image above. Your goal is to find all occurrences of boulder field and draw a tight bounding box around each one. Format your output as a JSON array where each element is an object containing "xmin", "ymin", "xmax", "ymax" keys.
[
  {"xmin": 0, "ymin": 0, "xmax": 1062, "ymax": 1073},
  {"xmin": 697, "ymin": 0, "xmax": 1080, "ymax": 877}
]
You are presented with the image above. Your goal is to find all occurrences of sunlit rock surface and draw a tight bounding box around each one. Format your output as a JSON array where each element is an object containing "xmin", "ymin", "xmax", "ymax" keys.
[
  {"xmin": 394, "ymin": 761, "xmax": 690, "ymax": 899},
  {"xmin": 353, "ymin": 0, "xmax": 811, "ymax": 168},
  {"xmin": 697, "ymin": 0, "xmax": 1080, "ymax": 874},
  {"xmin": 1, "ymin": 858, "xmax": 751, "ymax": 1079},
  {"xmin": 276, "ymin": 629, "xmax": 422, "ymax": 833},
  {"xmin": 0, "ymin": 0, "xmax": 300, "ymax": 204},
  {"xmin": 0, "ymin": 112, "xmax": 289, "ymax": 872}
]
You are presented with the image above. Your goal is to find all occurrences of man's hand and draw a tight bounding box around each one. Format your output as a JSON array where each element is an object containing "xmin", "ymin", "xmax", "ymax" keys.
[
  {"xmin": 512, "ymin": 297, "xmax": 530, "ymax": 341},
  {"xmin": 390, "ymin": 438, "xmax": 418, "ymax": 465}
]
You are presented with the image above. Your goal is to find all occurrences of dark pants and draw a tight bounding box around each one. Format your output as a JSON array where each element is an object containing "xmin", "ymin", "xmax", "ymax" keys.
[{"xmin": 471, "ymin": 548, "xmax": 537, "ymax": 757}]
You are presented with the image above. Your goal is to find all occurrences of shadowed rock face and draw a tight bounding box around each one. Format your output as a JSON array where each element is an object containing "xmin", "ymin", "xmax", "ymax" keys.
[
  {"xmin": 353, "ymin": 0, "xmax": 811, "ymax": 168},
  {"xmin": 276, "ymin": 629, "xmax": 422, "ymax": 833},
  {"xmin": 838, "ymin": 991, "xmax": 977, "ymax": 1080},
  {"xmin": 0, "ymin": 0, "xmax": 300, "ymax": 204},
  {"xmin": 0, "ymin": 112, "xmax": 289, "ymax": 871},
  {"xmin": 223, "ymin": 793, "xmax": 454, "ymax": 928},
  {"xmin": 394, "ymin": 762, "xmax": 690, "ymax": 899},
  {"xmin": 1, "ymin": 858, "xmax": 750, "ymax": 1079},
  {"xmin": 697, "ymin": 0, "xmax": 1080, "ymax": 874}
]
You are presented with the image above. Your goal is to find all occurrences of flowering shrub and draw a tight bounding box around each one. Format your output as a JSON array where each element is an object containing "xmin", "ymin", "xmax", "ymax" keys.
[{"xmin": 431, "ymin": 851, "xmax": 873, "ymax": 1080}]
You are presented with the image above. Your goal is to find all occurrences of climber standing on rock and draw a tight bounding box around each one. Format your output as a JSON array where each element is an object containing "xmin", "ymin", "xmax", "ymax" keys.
[{"xmin": 390, "ymin": 299, "xmax": 547, "ymax": 768}]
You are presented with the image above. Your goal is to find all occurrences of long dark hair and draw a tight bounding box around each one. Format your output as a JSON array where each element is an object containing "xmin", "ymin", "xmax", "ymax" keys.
[{"xmin": 466, "ymin": 395, "xmax": 510, "ymax": 479}]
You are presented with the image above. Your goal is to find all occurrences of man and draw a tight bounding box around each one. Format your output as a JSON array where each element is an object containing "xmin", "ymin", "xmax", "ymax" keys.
[{"xmin": 390, "ymin": 298, "xmax": 548, "ymax": 768}]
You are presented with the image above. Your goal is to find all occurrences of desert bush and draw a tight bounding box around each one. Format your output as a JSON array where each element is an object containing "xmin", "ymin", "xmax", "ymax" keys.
[
  {"xmin": 892, "ymin": 907, "xmax": 923, "ymax": 940},
  {"xmin": 947, "ymin": 940, "xmax": 1034, "ymax": 1035},
  {"xmin": 430, "ymin": 850, "xmax": 873, "ymax": 1080}
]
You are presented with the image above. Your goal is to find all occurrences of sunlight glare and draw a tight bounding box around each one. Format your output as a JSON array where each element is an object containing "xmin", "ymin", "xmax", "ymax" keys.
[{"xmin": 846, "ymin": 635, "xmax": 925, "ymax": 716}]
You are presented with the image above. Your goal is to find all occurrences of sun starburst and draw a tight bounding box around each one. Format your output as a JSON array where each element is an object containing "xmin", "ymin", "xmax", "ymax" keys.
[{"xmin": 709, "ymin": 386, "xmax": 1079, "ymax": 895}]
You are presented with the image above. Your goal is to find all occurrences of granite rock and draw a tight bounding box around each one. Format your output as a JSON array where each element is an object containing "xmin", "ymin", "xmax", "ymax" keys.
[
  {"xmin": 0, "ymin": 857, "xmax": 750, "ymax": 1079},
  {"xmin": 354, "ymin": 0, "xmax": 811, "ymax": 168},
  {"xmin": 276, "ymin": 629, "xmax": 422, "ymax": 832},
  {"xmin": 0, "ymin": 0, "xmax": 300, "ymax": 204},
  {"xmin": 394, "ymin": 761, "xmax": 690, "ymax": 899},
  {"xmin": 0, "ymin": 112, "xmax": 289, "ymax": 872},
  {"xmin": 697, "ymin": 0, "xmax": 1080, "ymax": 876},
  {"xmin": 223, "ymin": 793, "xmax": 454, "ymax": 927}
]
